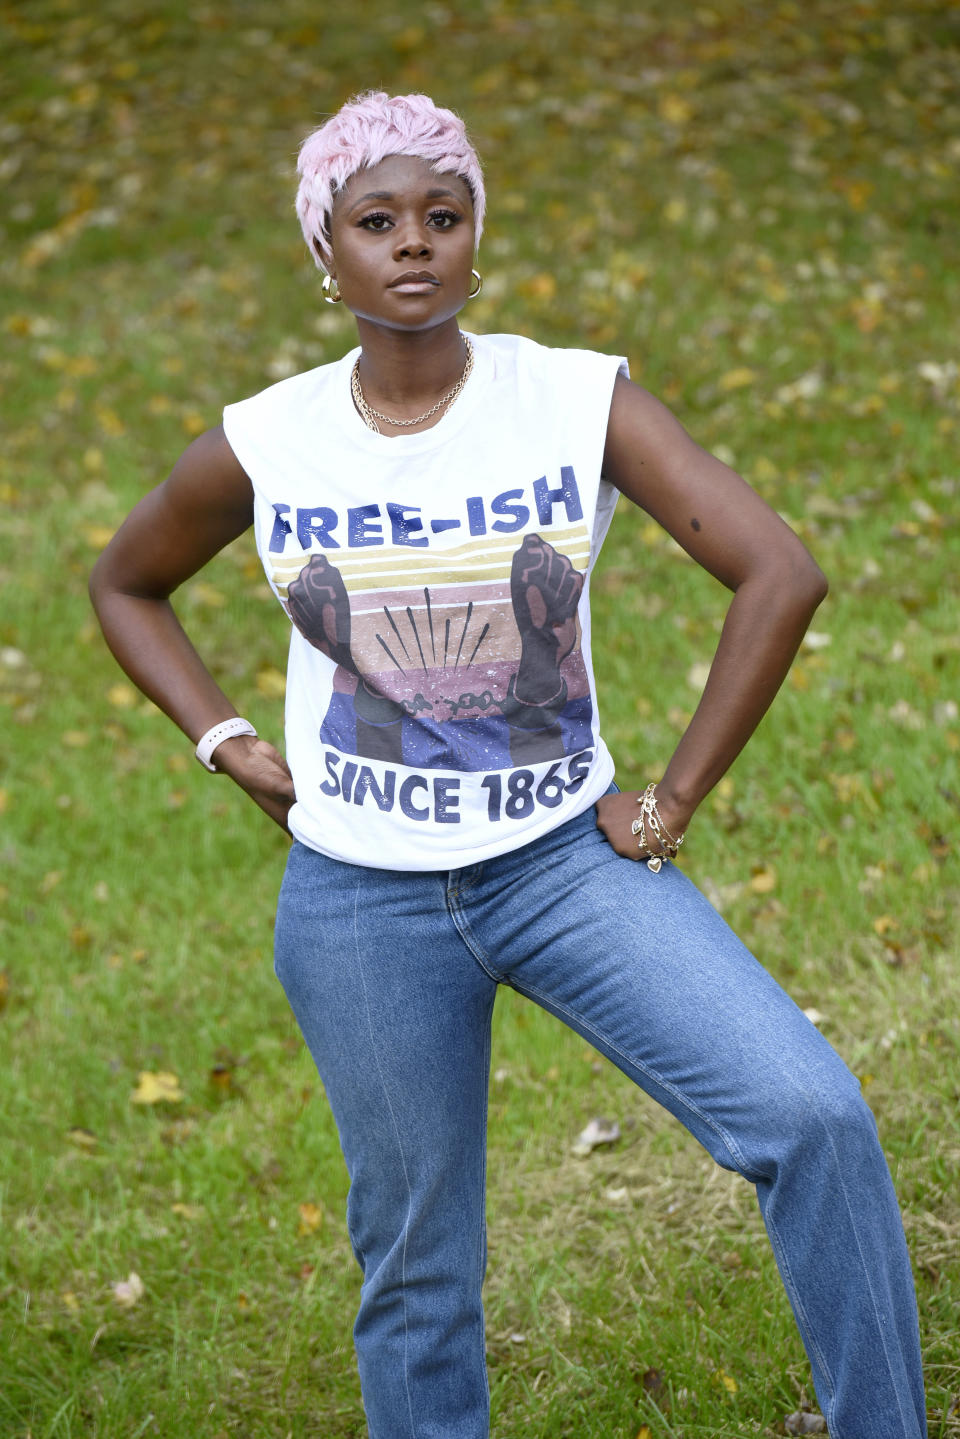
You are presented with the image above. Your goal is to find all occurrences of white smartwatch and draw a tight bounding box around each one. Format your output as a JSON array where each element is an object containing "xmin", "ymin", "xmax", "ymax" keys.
[{"xmin": 195, "ymin": 717, "xmax": 258, "ymax": 772}]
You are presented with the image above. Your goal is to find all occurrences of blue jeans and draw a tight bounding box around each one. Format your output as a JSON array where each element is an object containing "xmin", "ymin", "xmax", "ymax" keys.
[{"xmin": 274, "ymin": 802, "xmax": 926, "ymax": 1439}]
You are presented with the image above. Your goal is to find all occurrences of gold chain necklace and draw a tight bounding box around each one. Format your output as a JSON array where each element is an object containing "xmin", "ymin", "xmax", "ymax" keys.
[{"xmin": 351, "ymin": 337, "xmax": 474, "ymax": 434}]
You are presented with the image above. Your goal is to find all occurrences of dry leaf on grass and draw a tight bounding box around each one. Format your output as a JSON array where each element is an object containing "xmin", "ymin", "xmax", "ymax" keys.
[
  {"xmin": 785, "ymin": 1412, "xmax": 827, "ymax": 1434},
  {"xmin": 572, "ymin": 1117, "xmax": 621, "ymax": 1156},
  {"xmin": 130, "ymin": 1071, "xmax": 183, "ymax": 1104},
  {"xmin": 112, "ymin": 1272, "xmax": 144, "ymax": 1308},
  {"xmin": 297, "ymin": 1202, "xmax": 324, "ymax": 1235}
]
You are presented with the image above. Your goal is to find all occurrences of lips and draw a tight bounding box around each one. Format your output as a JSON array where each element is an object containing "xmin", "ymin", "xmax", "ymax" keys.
[{"xmin": 388, "ymin": 270, "xmax": 440, "ymax": 288}]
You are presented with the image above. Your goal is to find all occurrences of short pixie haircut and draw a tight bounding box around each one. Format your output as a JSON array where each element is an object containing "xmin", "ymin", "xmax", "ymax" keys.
[{"xmin": 295, "ymin": 91, "xmax": 485, "ymax": 271}]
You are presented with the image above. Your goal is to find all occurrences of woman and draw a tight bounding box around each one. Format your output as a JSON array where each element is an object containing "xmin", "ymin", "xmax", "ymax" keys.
[{"xmin": 90, "ymin": 92, "xmax": 926, "ymax": 1438}]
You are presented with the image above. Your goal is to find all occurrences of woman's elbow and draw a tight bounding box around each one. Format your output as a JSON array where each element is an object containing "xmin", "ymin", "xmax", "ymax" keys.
[{"xmin": 783, "ymin": 545, "xmax": 829, "ymax": 614}]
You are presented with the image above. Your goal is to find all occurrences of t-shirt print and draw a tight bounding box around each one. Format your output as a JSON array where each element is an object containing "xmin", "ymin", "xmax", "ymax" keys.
[{"xmin": 269, "ymin": 468, "xmax": 593, "ymax": 773}]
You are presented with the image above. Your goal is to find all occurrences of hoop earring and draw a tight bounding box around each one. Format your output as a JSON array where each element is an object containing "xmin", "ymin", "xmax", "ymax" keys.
[
  {"xmin": 468, "ymin": 268, "xmax": 483, "ymax": 299},
  {"xmin": 322, "ymin": 273, "xmax": 341, "ymax": 304}
]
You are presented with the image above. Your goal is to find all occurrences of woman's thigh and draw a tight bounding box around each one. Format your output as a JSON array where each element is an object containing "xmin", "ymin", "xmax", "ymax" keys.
[
  {"xmin": 458, "ymin": 809, "xmax": 861, "ymax": 1179},
  {"xmin": 274, "ymin": 842, "xmax": 498, "ymax": 1190}
]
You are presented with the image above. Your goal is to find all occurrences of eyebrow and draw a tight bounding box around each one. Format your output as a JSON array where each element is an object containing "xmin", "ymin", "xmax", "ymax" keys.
[{"xmin": 346, "ymin": 187, "xmax": 463, "ymax": 212}]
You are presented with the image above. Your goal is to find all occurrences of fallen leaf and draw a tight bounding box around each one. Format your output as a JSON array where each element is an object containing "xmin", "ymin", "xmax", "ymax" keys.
[
  {"xmin": 67, "ymin": 1127, "xmax": 98, "ymax": 1150},
  {"xmin": 130, "ymin": 1071, "xmax": 184, "ymax": 1105},
  {"xmin": 112, "ymin": 1272, "xmax": 144, "ymax": 1308},
  {"xmin": 719, "ymin": 366, "xmax": 756, "ymax": 391},
  {"xmin": 572, "ymin": 1117, "xmax": 621, "ymax": 1156},
  {"xmin": 873, "ymin": 915, "xmax": 899, "ymax": 936},
  {"xmin": 749, "ymin": 866, "xmax": 777, "ymax": 894},
  {"xmin": 785, "ymin": 1412, "xmax": 827, "ymax": 1434},
  {"xmin": 171, "ymin": 1202, "xmax": 204, "ymax": 1220},
  {"xmin": 298, "ymin": 1201, "xmax": 324, "ymax": 1235},
  {"xmin": 256, "ymin": 665, "xmax": 286, "ymax": 698},
  {"xmin": 713, "ymin": 1367, "xmax": 738, "ymax": 1393}
]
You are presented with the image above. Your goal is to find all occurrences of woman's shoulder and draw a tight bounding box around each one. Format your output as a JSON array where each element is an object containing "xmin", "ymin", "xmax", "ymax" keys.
[
  {"xmin": 477, "ymin": 331, "xmax": 627, "ymax": 378},
  {"xmin": 476, "ymin": 333, "xmax": 629, "ymax": 403}
]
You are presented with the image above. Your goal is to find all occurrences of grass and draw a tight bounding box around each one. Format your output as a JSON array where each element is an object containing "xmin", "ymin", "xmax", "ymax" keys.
[{"xmin": 2, "ymin": 0, "xmax": 959, "ymax": 1435}]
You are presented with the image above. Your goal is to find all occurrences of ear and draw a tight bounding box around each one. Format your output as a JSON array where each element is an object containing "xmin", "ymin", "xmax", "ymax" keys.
[{"xmin": 313, "ymin": 235, "xmax": 333, "ymax": 273}]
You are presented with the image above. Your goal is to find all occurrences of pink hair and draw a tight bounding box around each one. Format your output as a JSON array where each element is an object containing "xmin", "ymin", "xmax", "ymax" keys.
[{"xmin": 295, "ymin": 91, "xmax": 485, "ymax": 271}]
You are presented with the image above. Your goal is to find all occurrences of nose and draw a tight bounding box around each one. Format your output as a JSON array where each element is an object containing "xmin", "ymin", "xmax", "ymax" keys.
[{"xmin": 392, "ymin": 218, "xmax": 433, "ymax": 261}]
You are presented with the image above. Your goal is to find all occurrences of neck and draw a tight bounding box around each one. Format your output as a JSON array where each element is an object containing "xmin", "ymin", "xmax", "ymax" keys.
[{"xmin": 353, "ymin": 319, "xmax": 468, "ymax": 411}]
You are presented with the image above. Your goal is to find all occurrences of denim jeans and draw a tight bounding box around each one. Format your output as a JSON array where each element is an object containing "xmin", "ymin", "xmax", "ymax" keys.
[{"xmin": 274, "ymin": 800, "xmax": 926, "ymax": 1439}]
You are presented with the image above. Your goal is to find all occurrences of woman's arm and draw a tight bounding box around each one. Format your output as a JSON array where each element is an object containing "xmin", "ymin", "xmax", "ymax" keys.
[
  {"xmin": 89, "ymin": 426, "xmax": 296, "ymax": 830},
  {"xmin": 595, "ymin": 374, "xmax": 828, "ymax": 859}
]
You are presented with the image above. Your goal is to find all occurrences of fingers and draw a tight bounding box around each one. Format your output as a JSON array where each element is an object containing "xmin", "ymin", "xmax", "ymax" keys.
[
  {"xmin": 594, "ymin": 791, "xmax": 669, "ymax": 863},
  {"xmin": 214, "ymin": 736, "xmax": 296, "ymax": 800}
]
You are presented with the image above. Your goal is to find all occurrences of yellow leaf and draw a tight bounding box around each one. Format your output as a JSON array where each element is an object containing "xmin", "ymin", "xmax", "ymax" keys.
[
  {"xmin": 95, "ymin": 405, "xmax": 126, "ymax": 436},
  {"xmin": 171, "ymin": 1202, "xmax": 205, "ymax": 1220},
  {"xmin": 107, "ymin": 682, "xmax": 137, "ymax": 709},
  {"xmin": 519, "ymin": 272, "xmax": 557, "ymax": 301},
  {"xmin": 130, "ymin": 1071, "xmax": 184, "ymax": 1105},
  {"xmin": 182, "ymin": 411, "xmax": 207, "ymax": 436},
  {"xmin": 189, "ymin": 581, "xmax": 226, "ymax": 608},
  {"xmin": 659, "ymin": 94, "xmax": 693, "ymax": 124},
  {"xmin": 256, "ymin": 665, "xmax": 287, "ymax": 698},
  {"xmin": 637, "ymin": 1429, "xmax": 653, "ymax": 1439},
  {"xmin": 749, "ymin": 867, "xmax": 777, "ymax": 894},
  {"xmin": 62, "ymin": 730, "xmax": 90, "ymax": 748},
  {"xmin": 67, "ymin": 1127, "xmax": 98, "ymax": 1151},
  {"xmin": 873, "ymin": 915, "xmax": 898, "ymax": 936},
  {"xmin": 719, "ymin": 367, "xmax": 756, "ymax": 391},
  {"xmin": 81, "ymin": 524, "xmax": 116, "ymax": 549},
  {"xmin": 662, "ymin": 197, "xmax": 687, "ymax": 225},
  {"xmin": 298, "ymin": 1201, "xmax": 324, "ymax": 1235},
  {"xmin": 714, "ymin": 1367, "xmax": 738, "ymax": 1393},
  {"xmin": 62, "ymin": 1290, "xmax": 80, "ymax": 1311}
]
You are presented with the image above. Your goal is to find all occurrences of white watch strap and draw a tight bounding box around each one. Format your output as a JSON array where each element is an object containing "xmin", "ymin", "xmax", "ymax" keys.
[{"xmin": 195, "ymin": 717, "xmax": 257, "ymax": 772}]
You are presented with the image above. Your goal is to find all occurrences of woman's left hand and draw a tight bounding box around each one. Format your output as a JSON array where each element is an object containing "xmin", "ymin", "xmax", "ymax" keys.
[{"xmin": 594, "ymin": 788, "xmax": 692, "ymax": 863}]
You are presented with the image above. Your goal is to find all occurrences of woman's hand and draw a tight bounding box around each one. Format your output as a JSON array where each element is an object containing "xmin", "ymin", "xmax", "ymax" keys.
[
  {"xmin": 210, "ymin": 734, "xmax": 297, "ymax": 833},
  {"xmin": 595, "ymin": 788, "xmax": 692, "ymax": 863}
]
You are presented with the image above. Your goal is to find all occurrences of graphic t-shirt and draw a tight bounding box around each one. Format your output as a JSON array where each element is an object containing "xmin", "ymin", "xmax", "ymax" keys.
[{"xmin": 222, "ymin": 332, "xmax": 628, "ymax": 870}]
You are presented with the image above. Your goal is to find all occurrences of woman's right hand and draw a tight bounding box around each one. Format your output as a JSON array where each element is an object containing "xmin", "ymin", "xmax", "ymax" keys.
[{"xmin": 210, "ymin": 733, "xmax": 297, "ymax": 832}]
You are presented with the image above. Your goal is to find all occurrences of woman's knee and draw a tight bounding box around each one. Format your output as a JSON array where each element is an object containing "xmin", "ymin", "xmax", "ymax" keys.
[{"xmin": 736, "ymin": 1063, "xmax": 880, "ymax": 1181}]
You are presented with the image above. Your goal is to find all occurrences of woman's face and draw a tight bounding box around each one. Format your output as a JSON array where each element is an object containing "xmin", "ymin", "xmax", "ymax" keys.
[{"xmin": 325, "ymin": 154, "xmax": 476, "ymax": 331}]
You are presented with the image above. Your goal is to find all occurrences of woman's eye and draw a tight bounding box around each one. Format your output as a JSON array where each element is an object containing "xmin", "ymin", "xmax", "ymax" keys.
[
  {"xmin": 429, "ymin": 210, "xmax": 460, "ymax": 229},
  {"xmin": 360, "ymin": 212, "xmax": 392, "ymax": 231}
]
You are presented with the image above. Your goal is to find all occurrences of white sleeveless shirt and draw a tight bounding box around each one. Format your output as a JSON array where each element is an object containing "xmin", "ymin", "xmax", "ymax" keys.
[{"xmin": 223, "ymin": 332, "xmax": 628, "ymax": 870}]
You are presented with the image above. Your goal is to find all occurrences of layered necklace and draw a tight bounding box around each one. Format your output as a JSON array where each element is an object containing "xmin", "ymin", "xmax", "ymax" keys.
[{"xmin": 351, "ymin": 336, "xmax": 474, "ymax": 434}]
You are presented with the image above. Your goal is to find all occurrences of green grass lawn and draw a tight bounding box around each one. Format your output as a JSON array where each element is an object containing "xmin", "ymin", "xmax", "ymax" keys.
[{"xmin": 2, "ymin": 1, "xmax": 959, "ymax": 1435}]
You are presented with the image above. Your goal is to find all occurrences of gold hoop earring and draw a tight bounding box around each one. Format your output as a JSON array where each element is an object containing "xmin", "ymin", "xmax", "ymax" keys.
[
  {"xmin": 468, "ymin": 268, "xmax": 483, "ymax": 299},
  {"xmin": 322, "ymin": 273, "xmax": 341, "ymax": 304}
]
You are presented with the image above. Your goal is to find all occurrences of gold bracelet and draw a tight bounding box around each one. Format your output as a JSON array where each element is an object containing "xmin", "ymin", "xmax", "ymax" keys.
[{"xmin": 630, "ymin": 782, "xmax": 685, "ymax": 872}]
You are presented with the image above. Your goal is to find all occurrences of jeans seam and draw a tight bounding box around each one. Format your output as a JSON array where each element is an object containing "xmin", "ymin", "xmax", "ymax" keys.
[
  {"xmin": 816, "ymin": 1117, "xmax": 911, "ymax": 1438},
  {"xmin": 351, "ymin": 878, "xmax": 419, "ymax": 1439},
  {"xmin": 445, "ymin": 884, "xmax": 505, "ymax": 983}
]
